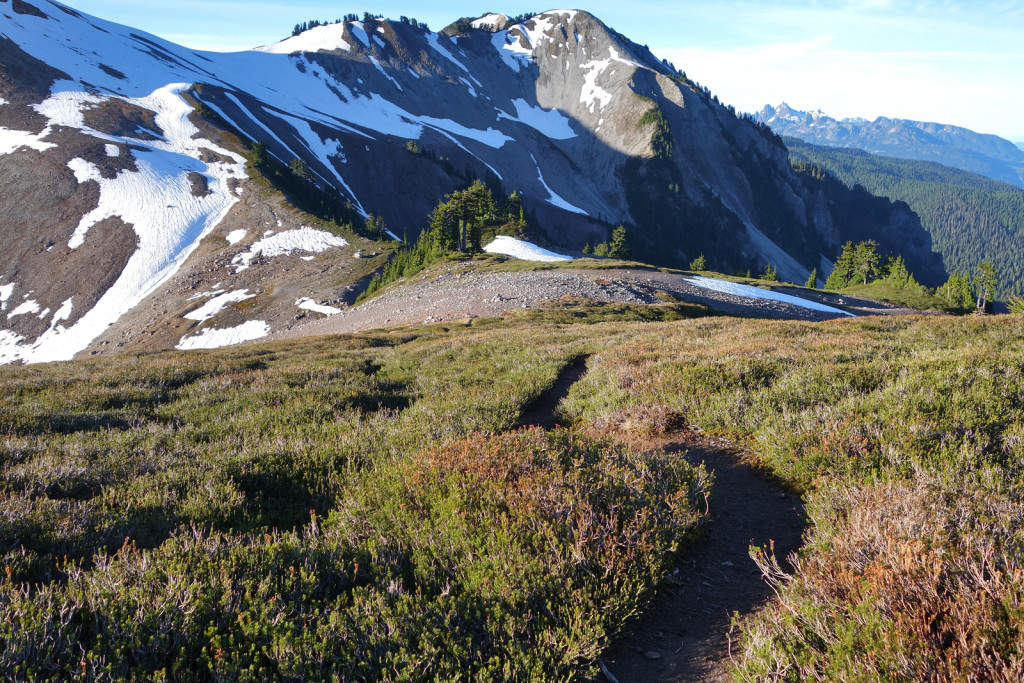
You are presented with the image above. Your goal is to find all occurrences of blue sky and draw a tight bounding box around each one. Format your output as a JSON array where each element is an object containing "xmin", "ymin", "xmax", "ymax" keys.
[{"xmin": 67, "ymin": 1, "xmax": 1024, "ymax": 141}]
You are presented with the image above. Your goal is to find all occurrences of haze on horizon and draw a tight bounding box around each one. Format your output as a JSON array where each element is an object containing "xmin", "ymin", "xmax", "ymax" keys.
[{"xmin": 63, "ymin": 0, "xmax": 1024, "ymax": 142}]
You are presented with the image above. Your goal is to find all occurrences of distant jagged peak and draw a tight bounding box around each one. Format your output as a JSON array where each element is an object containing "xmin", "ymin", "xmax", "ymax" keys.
[{"xmin": 759, "ymin": 103, "xmax": 834, "ymax": 124}]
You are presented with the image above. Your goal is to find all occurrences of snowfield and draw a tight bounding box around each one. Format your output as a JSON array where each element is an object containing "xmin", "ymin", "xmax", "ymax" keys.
[
  {"xmin": 484, "ymin": 236, "xmax": 573, "ymax": 262},
  {"xmin": 686, "ymin": 276, "xmax": 854, "ymax": 317}
]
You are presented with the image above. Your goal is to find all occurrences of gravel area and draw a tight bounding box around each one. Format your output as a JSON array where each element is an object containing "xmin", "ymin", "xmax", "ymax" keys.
[{"xmin": 264, "ymin": 264, "xmax": 905, "ymax": 343}]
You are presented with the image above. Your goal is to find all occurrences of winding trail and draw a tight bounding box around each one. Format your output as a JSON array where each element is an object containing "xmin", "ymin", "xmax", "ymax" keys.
[
  {"xmin": 517, "ymin": 354, "xmax": 590, "ymax": 430},
  {"xmin": 599, "ymin": 435, "xmax": 806, "ymax": 681},
  {"xmin": 513, "ymin": 357, "xmax": 808, "ymax": 681}
]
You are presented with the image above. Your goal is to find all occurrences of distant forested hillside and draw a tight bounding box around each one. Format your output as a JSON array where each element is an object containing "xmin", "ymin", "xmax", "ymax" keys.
[{"xmin": 786, "ymin": 138, "xmax": 1024, "ymax": 297}]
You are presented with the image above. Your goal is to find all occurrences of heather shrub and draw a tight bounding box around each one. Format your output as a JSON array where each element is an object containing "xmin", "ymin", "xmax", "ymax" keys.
[
  {"xmin": 0, "ymin": 430, "xmax": 710, "ymax": 680},
  {"xmin": 735, "ymin": 471, "xmax": 1024, "ymax": 681}
]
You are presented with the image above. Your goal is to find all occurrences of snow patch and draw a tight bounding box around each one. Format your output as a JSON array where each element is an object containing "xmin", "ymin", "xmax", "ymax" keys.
[
  {"xmin": 184, "ymin": 288, "xmax": 254, "ymax": 322},
  {"xmin": 426, "ymin": 32, "xmax": 470, "ymax": 73},
  {"xmin": 493, "ymin": 31, "xmax": 533, "ymax": 72},
  {"xmin": 296, "ymin": 297, "xmax": 342, "ymax": 315},
  {"xmin": 225, "ymin": 229, "xmax": 247, "ymax": 245},
  {"xmin": 0, "ymin": 126, "xmax": 58, "ymax": 154},
  {"xmin": 529, "ymin": 153, "xmax": 589, "ymax": 215},
  {"xmin": 0, "ymin": 284, "xmax": 14, "ymax": 312},
  {"xmin": 0, "ymin": 298, "xmax": 75, "ymax": 365},
  {"xmin": 5, "ymin": 84, "xmax": 247, "ymax": 364},
  {"xmin": 50, "ymin": 298, "xmax": 73, "ymax": 327},
  {"xmin": 232, "ymin": 226, "xmax": 348, "ymax": 272},
  {"xmin": 176, "ymin": 320, "xmax": 270, "ymax": 350},
  {"xmin": 8, "ymin": 299, "xmax": 41, "ymax": 319},
  {"xmin": 496, "ymin": 99, "xmax": 576, "ymax": 139},
  {"xmin": 686, "ymin": 276, "xmax": 854, "ymax": 317},
  {"xmin": 0, "ymin": 330, "xmax": 27, "ymax": 366},
  {"xmin": 484, "ymin": 236, "xmax": 573, "ymax": 262},
  {"xmin": 369, "ymin": 56, "xmax": 402, "ymax": 91},
  {"xmin": 187, "ymin": 288, "xmax": 225, "ymax": 301},
  {"xmin": 348, "ymin": 22, "xmax": 372, "ymax": 48},
  {"xmin": 472, "ymin": 14, "xmax": 508, "ymax": 30},
  {"xmin": 105, "ymin": 144, "xmax": 120, "ymax": 157},
  {"xmin": 579, "ymin": 46, "xmax": 640, "ymax": 114},
  {"xmin": 256, "ymin": 23, "xmax": 352, "ymax": 54}
]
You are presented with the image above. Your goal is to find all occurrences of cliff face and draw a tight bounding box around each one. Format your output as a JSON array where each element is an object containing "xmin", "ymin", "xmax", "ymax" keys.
[{"xmin": 0, "ymin": 1, "xmax": 942, "ymax": 362}]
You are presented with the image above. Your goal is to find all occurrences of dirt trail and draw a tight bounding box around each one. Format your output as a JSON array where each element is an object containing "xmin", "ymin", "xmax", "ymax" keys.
[
  {"xmin": 599, "ymin": 435, "xmax": 805, "ymax": 681},
  {"xmin": 521, "ymin": 360, "xmax": 807, "ymax": 681},
  {"xmin": 518, "ymin": 355, "xmax": 590, "ymax": 430}
]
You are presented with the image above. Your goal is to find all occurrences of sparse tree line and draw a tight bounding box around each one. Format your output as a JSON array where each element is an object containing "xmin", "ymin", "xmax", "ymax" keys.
[
  {"xmin": 581, "ymin": 225, "xmax": 631, "ymax": 259},
  {"xmin": 823, "ymin": 239, "xmax": 1001, "ymax": 313},
  {"xmin": 787, "ymin": 139, "xmax": 1024, "ymax": 298},
  {"xmin": 358, "ymin": 181, "xmax": 527, "ymax": 302},
  {"xmin": 291, "ymin": 13, "xmax": 426, "ymax": 38},
  {"xmin": 243, "ymin": 142, "xmax": 383, "ymax": 236}
]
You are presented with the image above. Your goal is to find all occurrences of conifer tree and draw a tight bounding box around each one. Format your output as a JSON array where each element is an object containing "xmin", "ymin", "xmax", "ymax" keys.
[
  {"xmin": 608, "ymin": 224, "xmax": 630, "ymax": 259},
  {"xmin": 937, "ymin": 272, "xmax": 974, "ymax": 312},
  {"xmin": 825, "ymin": 241, "xmax": 856, "ymax": 290},
  {"xmin": 853, "ymin": 240, "xmax": 880, "ymax": 284},
  {"xmin": 689, "ymin": 253, "xmax": 707, "ymax": 271},
  {"xmin": 974, "ymin": 260, "xmax": 999, "ymax": 313},
  {"xmin": 804, "ymin": 267, "xmax": 818, "ymax": 288}
]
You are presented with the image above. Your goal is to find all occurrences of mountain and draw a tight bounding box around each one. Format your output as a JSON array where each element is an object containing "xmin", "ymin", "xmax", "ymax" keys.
[
  {"xmin": 756, "ymin": 103, "xmax": 1024, "ymax": 189},
  {"xmin": 786, "ymin": 137, "xmax": 1024, "ymax": 297},
  {"xmin": 0, "ymin": 0, "xmax": 943, "ymax": 363}
]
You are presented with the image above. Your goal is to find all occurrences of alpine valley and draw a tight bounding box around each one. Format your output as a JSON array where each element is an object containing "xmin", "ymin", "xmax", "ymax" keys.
[{"xmin": 0, "ymin": 0, "xmax": 948, "ymax": 363}]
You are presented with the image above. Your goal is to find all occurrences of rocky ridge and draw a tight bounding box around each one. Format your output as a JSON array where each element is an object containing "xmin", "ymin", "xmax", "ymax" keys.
[
  {"xmin": 0, "ymin": 0, "xmax": 943, "ymax": 362},
  {"xmin": 755, "ymin": 102, "xmax": 1024, "ymax": 188}
]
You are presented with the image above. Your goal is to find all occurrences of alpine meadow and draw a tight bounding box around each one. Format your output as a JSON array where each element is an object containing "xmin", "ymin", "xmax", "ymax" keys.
[{"xmin": 2, "ymin": 1, "xmax": 1024, "ymax": 681}]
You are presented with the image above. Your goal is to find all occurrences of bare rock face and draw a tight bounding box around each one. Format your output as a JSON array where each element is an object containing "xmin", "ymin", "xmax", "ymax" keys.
[{"xmin": 0, "ymin": 2, "xmax": 943, "ymax": 362}]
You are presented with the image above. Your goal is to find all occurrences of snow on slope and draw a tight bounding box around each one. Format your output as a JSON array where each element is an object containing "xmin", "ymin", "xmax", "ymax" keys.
[
  {"xmin": 0, "ymin": 81, "xmax": 247, "ymax": 364},
  {"xmin": 496, "ymin": 99, "xmax": 576, "ymax": 139},
  {"xmin": 296, "ymin": 297, "xmax": 343, "ymax": 315},
  {"xmin": 529, "ymin": 153, "xmax": 588, "ymax": 215},
  {"xmin": 232, "ymin": 227, "xmax": 348, "ymax": 272},
  {"xmin": 484, "ymin": 236, "xmax": 573, "ymax": 262},
  {"xmin": 256, "ymin": 22, "xmax": 353, "ymax": 54},
  {"xmin": 686, "ymin": 276, "xmax": 854, "ymax": 317},
  {"xmin": 184, "ymin": 289, "xmax": 254, "ymax": 322},
  {"xmin": 175, "ymin": 320, "xmax": 271, "ymax": 350}
]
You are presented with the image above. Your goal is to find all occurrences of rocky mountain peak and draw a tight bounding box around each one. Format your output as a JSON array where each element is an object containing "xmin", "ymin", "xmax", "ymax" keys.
[
  {"xmin": 0, "ymin": 0, "xmax": 944, "ymax": 363},
  {"xmin": 753, "ymin": 102, "xmax": 1024, "ymax": 188}
]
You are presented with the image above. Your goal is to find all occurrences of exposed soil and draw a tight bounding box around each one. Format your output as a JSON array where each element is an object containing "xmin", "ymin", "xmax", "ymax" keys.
[
  {"xmin": 265, "ymin": 263, "xmax": 876, "ymax": 345},
  {"xmin": 518, "ymin": 358, "xmax": 808, "ymax": 683},
  {"xmin": 598, "ymin": 434, "xmax": 805, "ymax": 682},
  {"xmin": 518, "ymin": 354, "xmax": 591, "ymax": 429}
]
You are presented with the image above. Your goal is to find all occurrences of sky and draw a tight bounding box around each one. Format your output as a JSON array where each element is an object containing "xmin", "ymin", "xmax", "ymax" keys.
[{"xmin": 64, "ymin": 1, "xmax": 1024, "ymax": 142}]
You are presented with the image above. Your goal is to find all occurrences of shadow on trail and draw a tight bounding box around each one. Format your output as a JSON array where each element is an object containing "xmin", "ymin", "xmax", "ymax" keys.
[{"xmin": 600, "ymin": 435, "xmax": 807, "ymax": 682}]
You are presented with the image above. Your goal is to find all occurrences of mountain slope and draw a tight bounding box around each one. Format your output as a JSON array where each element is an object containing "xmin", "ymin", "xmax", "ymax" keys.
[
  {"xmin": 0, "ymin": 0, "xmax": 944, "ymax": 362},
  {"xmin": 787, "ymin": 138, "xmax": 1024, "ymax": 297},
  {"xmin": 756, "ymin": 103, "xmax": 1024, "ymax": 189}
]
